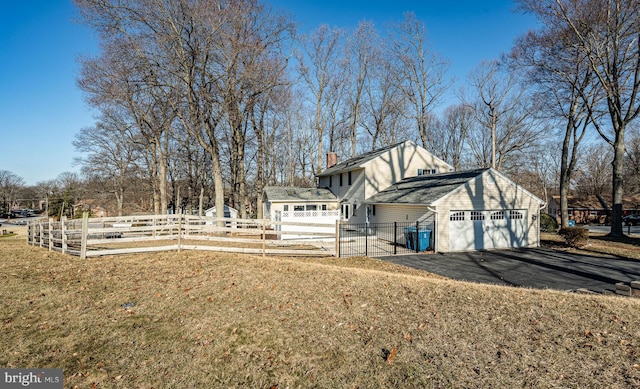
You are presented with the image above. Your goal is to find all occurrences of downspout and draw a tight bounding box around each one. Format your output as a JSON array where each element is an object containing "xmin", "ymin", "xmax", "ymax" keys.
[
  {"xmin": 538, "ymin": 201, "xmax": 547, "ymax": 248},
  {"xmin": 427, "ymin": 205, "xmax": 438, "ymax": 253}
]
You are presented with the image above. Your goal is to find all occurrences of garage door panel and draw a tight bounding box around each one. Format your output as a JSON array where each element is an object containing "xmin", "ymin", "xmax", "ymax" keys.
[{"xmin": 449, "ymin": 210, "xmax": 527, "ymax": 251}]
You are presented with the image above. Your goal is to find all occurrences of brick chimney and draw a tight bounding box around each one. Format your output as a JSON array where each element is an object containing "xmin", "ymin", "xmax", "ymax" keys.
[{"xmin": 326, "ymin": 152, "xmax": 338, "ymax": 169}]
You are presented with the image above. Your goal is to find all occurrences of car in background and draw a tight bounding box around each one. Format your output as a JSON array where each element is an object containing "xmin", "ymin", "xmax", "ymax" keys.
[{"xmin": 623, "ymin": 214, "xmax": 640, "ymax": 226}]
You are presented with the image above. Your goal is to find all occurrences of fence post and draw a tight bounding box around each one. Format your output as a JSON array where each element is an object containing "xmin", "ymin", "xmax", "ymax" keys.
[
  {"xmin": 49, "ymin": 218, "xmax": 53, "ymax": 251},
  {"xmin": 365, "ymin": 224, "xmax": 368, "ymax": 257},
  {"xmin": 177, "ymin": 213, "xmax": 182, "ymax": 253},
  {"xmin": 80, "ymin": 212, "xmax": 89, "ymax": 259},
  {"xmin": 38, "ymin": 219, "xmax": 43, "ymax": 247},
  {"xmin": 415, "ymin": 221, "xmax": 420, "ymax": 253},
  {"xmin": 335, "ymin": 220, "xmax": 340, "ymax": 258},
  {"xmin": 394, "ymin": 222, "xmax": 397, "ymax": 255},
  {"xmin": 61, "ymin": 216, "xmax": 67, "ymax": 254}
]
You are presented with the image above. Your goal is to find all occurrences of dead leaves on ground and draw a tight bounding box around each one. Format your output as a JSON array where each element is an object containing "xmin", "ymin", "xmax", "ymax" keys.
[{"xmin": 381, "ymin": 347, "xmax": 397, "ymax": 364}]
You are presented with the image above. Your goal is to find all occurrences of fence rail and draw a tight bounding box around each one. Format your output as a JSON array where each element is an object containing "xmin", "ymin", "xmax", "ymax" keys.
[
  {"xmin": 27, "ymin": 213, "xmax": 337, "ymax": 258},
  {"xmin": 27, "ymin": 214, "xmax": 435, "ymax": 259}
]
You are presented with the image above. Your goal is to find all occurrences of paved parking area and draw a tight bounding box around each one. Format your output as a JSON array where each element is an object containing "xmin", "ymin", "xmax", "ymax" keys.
[{"xmin": 377, "ymin": 248, "xmax": 640, "ymax": 293}]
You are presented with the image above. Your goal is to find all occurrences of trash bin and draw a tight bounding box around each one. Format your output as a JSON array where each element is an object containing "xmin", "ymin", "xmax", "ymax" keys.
[{"xmin": 403, "ymin": 227, "xmax": 431, "ymax": 251}]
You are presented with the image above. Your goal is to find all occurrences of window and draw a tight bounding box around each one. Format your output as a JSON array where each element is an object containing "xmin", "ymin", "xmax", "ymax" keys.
[
  {"xmin": 283, "ymin": 205, "xmax": 288, "ymax": 211},
  {"xmin": 490, "ymin": 211, "xmax": 505, "ymax": 220},
  {"xmin": 509, "ymin": 210, "xmax": 524, "ymax": 220},
  {"xmin": 450, "ymin": 211, "xmax": 465, "ymax": 221},
  {"xmin": 348, "ymin": 171, "xmax": 352, "ymax": 185},
  {"xmin": 418, "ymin": 168, "xmax": 436, "ymax": 176},
  {"xmin": 340, "ymin": 173, "xmax": 343, "ymax": 186},
  {"xmin": 589, "ymin": 210, "xmax": 598, "ymax": 216},
  {"xmin": 293, "ymin": 205, "xmax": 304, "ymax": 211},
  {"xmin": 306, "ymin": 204, "xmax": 317, "ymax": 211},
  {"xmin": 321, "ymin": 204, "xmax": 327, "ymax": 211},
  {"xmin": 329, "ymin": 176, "xmax": 332, "ymax": 187},
  {"xmin": 341, "ymin": 204, "xmax": 350, "ymax": 220},
  {"xmin": 372, "ymin": 204, "xmax": 376, "ymax": 216},
  {"xmin": 470, "ymin": 211, "xmax": 485, "ymax": 221},
  {"xmin": 353, "ymin": 203, "xmax": 357, "ymax": 216}
]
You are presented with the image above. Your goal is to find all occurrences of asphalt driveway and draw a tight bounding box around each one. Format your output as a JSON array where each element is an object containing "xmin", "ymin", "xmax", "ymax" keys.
[{"xmin": 377, "ymin": 248, "xmax": 640, "ymax": 293}]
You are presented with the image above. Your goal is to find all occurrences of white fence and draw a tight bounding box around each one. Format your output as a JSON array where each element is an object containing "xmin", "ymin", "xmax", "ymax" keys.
[{"xmin": 27, "ymin": 213, "xmax": 338, "ymax": 258}]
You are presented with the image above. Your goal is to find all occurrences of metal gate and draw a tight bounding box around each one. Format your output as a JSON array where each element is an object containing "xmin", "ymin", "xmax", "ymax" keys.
[{"xmin": 338, "ymin": 221, "xmax": 435, "ymax": 258}]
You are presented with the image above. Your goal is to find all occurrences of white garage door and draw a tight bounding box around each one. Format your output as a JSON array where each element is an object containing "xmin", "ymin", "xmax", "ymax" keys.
[{"xmin": 449, "ymin": 210, "xmax": 527, "ymax": 251}]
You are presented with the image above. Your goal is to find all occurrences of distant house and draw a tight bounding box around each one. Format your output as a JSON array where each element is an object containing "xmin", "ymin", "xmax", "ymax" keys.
[
  {"xmin": 548, "ymin": 193, "xmax": 640, "ymax": 224},
  {"xmin": 73, "ymin": 199, "xmax": 107, "ymax": 218},
  {"xmin": 547, "ymin": 195, "xmax": 610, "ymax": 224},
  {"xmin": 205, "ymin": 205, "xmax": 239, "ymax": 227},
  {"xmin": 205, "ymin": 205, "xmax": 239, "ymax": 219},
  {"xmin": 623, "ymin": 194, "xmax": 640, "ymax": 216}
]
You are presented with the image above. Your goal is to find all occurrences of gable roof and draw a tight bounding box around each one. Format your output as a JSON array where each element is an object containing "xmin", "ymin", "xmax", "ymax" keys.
[
  {"xmin": 317, "ymin": 140, "xmax": 454, "ymax": 178},
  {"xmin": 263, "ymin": 186, "xmax": 337, "ymax": 202},
  {"xmin": 364, "ymin": 168, "xmax": 545, "ymax": 206},
  {"xmin": 364, "ymin": 169, "xmax": 488, "ymax": 205},
  {"xmin": 317, "ymin": 141, "xmax": 409, "ymax": 177},
  {"xmin": 204, "ymin": 205, "xmax": 238, "ymax": 213}
]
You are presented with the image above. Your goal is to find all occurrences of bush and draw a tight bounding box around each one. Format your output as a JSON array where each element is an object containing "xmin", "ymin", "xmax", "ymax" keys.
[
  {"xmin": 558, "ymin": 227, "xmax": 589, "ymax": 248},
  {"xmin": 540, "ymin": 213, "xmax": 558, "ymax": 232}
]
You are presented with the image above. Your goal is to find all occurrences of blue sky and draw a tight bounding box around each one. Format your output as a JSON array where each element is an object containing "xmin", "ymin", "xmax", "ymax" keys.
[{"xmin": 0, "ymin": 0, "xmax": 537, "ymax": 186}]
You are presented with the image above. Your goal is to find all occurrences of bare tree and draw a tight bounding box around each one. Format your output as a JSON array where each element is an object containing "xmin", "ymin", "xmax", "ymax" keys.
[
  {"xmin": 430, "ymin": 105, "xmax": 473, "ymax": 171},
  {"xmin": 518, "ymin": 0, "xmax": 640, "ymax": 236},
  {"xmin": 361, "ymin": 53, "xmax": 409, "ymax": 149},
  {"xmin": 511, "ymin": 23, "xmax": 602, "ymax": 227},
  {"xmin": 73, "ymin": 109, "xmax": 140, "ymax": 216},
  {"xmin": 76, "ymin": 22, "xmax": 175, "ymax": 215},
  {"xmin": 389, "ymin": 12, "xmax": 450, "ymax": 150},
  {"xmin": 465, "ymin": 59, "xmax": 545, "ymax": 172},
  {"xmin": 297, "ymin": 25, "xmax": 347, "ymax": 173},
  {"xmin": 574, "ymin": 143, "xmax": 613, "ymax": 197},
  {"xmin": 0, "ymin": 170, "xmax": 25, "ymax": 217},
  {"xmin": 343, "ymin": 20, "xmax": 378, "ymax": 155}
]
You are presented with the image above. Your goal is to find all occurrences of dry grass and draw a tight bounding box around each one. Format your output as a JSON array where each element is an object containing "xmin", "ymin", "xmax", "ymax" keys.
[
  {"xmin": 3, "ymin": 232, "xmax": 640, "ymax": 388},
  {"xmin": 541, "ymin": 232, "xmax": 640, "ymax": 260}
]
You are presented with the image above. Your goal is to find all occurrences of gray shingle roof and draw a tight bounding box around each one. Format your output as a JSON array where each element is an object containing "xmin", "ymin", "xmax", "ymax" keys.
[
  {"xmin": 316, "ymin": 141, "xmax": 406, "ymax": 177},
  {"xmin": 264, "ymin": 186, "xmax": 337, "ymax": 202},
  {"xmin": 364, "ymin": 169, "xmax": 488, "ymax": 205}
]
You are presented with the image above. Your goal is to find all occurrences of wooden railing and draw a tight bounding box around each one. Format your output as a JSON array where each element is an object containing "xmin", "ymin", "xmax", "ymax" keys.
[{"xmin": 26, "ymin": 213, "xmax": 338, "ymax": 258}]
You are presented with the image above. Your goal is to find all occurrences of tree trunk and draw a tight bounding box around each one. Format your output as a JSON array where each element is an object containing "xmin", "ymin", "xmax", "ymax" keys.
[
  {"xmin": 254, "ymin": 111, "xmax": 265, "ymax": 220},
  {"xmin": 610, "ymin": 130, "xmax": 626, "ymax": 237}
]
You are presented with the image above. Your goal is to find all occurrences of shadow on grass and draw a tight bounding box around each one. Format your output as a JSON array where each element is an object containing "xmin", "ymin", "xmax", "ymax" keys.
[{"xmin": 592, "ymin": 234, "xmax": 640, "ymax": 247}]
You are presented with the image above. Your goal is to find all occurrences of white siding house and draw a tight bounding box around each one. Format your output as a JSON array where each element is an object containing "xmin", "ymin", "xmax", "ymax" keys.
[
  {"xmin": 365, "ymin": 168, "xmax": 545, "ymax": 252},
  {"xmin": 262, "ymin": 141, "xmax": 543, "ymax": 252},
  {"xmin": 316, "ymin": 140, "xmax": 453, "ymax": 224}
]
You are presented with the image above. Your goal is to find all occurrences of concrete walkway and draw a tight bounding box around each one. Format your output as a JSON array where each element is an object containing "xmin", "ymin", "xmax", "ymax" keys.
[{"xmin": 377, "ymin": 248, "xmax": 640, "ymax": 293}]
